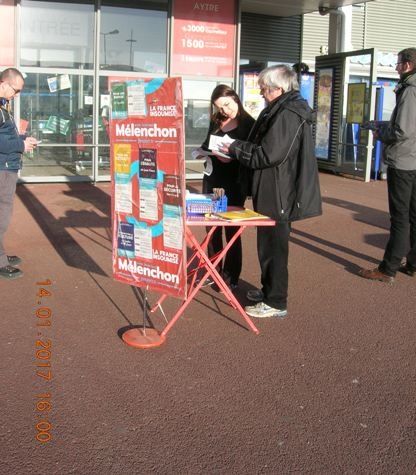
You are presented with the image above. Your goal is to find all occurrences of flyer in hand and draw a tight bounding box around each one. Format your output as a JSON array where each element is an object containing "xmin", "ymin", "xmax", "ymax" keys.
[{"xmin": 208, "ymin": 134, "xmax": 234, "ymax": 159}]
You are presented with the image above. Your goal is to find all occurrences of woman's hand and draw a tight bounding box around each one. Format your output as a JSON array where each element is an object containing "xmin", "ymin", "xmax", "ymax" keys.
[
  {"xmin": 212, "ymin": 187, "xmax": 225, "ymax": 198},
  {"xmin": 191, "ymin": 147, "xmax": 207, "ymax": 160}
]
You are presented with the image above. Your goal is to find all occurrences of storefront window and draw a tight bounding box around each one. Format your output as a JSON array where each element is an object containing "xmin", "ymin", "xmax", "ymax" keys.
[
  {"xmin": 20, "ymin": 0, "xmax": 94, "ymax": 69},
  {"xmin": 19, "ymin": 72, "xmax": 101, "ymax": 177},
  {"xmin": 100, "ymin": 1, "xmax": 168, "ymax": 73}
]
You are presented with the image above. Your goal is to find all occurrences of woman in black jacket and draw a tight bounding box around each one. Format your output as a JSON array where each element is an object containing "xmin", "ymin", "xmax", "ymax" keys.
[
  {"xmin": 194, "ymin": 85, "xmax": 254, "ymax": 289},
  {"xmin": 222, "ymin": 65, "xmax": 322, "ymax": 317}
]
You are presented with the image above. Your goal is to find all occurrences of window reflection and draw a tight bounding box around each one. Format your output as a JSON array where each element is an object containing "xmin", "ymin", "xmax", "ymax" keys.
[
  {"xmin": 20, "ymin": 0, "xmax": 94, "ymax": 69},
  {"xmin": 101, "ymin": 1, "xmax": 168, "ymax": 73}
]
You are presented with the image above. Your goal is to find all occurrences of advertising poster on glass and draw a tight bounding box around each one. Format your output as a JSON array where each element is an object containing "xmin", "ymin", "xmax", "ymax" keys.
[
  {"xmin": 346, "ymin": 83, "xmax": 366, "ymax": 124},
  {"xmin": 240, "ymin": 72, "xmax": 265, "ymax": 119},
  {"xmin": 315, "ymin": 68, "xmax": 334, "ymax": 160},
  {"xmin": 171, "ymin": 0, "xmax": 236, "ymax": 78},
  {"xmin": 109, "ymin": 77, "xmax": 187, "ymax": 299}
]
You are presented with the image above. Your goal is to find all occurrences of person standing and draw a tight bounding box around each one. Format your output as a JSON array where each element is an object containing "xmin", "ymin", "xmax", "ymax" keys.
[
  {"xmin": 0, "ymin": 68, "xmax": 38, "ymax": 280},
  {"xmin": 221, "ymin": 65, "xmax": 322, "ymax": 318},
  {"xmin": 193, "ymin": 85, "xmax": 255, "ymax": 289},
  {"xmin": 359, "ymin": 48, "xmax": 416, "ymax": 283}
]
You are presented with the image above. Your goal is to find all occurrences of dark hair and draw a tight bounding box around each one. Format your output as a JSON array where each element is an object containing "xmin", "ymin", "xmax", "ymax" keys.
[
  {"xmin": 0, "ymin": 67, "xmax": 24, "ymax": 82},
  {"xmin": 398, "ymin": 48, "xmax": 416, "ymax": 66},
  {"xmin": 209, "ymin": 84, "xmax": 249, "ymax": 128}
]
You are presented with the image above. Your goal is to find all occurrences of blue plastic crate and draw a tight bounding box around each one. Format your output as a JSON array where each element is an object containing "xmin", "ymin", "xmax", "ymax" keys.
[{"xmin": 186, "ymin": 194, "xmax": 227, "ymax": 215}]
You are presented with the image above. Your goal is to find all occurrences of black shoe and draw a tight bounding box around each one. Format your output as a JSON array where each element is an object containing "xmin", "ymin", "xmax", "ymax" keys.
[
  {"xmin": 7, "ymin": 255, "xmax": 22, "ymax": 266},
  {"xmin": 399, "ymin": 263, "xmax": 416, "ymax": 277},
  {"xmin": 195, "ymin": 277, "xmax": 214, "ymax": 287},
  {"xmin": 0, "ymin": 265, "xmax": 23, "ymax": 280}
]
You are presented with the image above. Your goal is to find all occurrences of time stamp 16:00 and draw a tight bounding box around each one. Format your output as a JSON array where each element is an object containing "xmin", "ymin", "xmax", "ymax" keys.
[{"xmin": 34, "ymin": 279, "xmax": 53, "ymax": 443}]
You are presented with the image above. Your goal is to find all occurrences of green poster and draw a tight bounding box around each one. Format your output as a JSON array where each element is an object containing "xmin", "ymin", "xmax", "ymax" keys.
[{"xmin": 111, "ymin": 82, "xmax": 128, "ymax": 119}]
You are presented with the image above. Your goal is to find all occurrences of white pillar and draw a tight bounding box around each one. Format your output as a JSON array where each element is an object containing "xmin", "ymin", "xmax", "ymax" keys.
[{"xmin": 327, "ymin": 5, "xmax": 352, "ymax": 54}]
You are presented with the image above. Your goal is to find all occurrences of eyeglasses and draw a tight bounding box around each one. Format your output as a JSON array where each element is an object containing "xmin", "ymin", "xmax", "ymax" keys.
[
  {"xmin": 1, "ymin": 82, "xmax": 21, "ymax": 94},
  {"xmin": 8, "ymin": 84, "xmax": 21, "ymax": 94}
]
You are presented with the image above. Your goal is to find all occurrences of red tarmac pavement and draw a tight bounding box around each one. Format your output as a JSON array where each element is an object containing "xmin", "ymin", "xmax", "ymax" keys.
[{"xmin": 1, "ymin": 173, "xmax": 415, "ymax": 474}]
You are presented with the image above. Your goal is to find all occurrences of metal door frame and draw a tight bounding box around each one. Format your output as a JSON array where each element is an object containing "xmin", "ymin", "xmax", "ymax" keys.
[{"xmin": 314, "ymin": 48, "xmax": 377, "ymax": 182}]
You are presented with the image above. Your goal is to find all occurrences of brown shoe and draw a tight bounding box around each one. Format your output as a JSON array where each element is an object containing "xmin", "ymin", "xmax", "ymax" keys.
[{"xmin": 358, "ymin": 267, "xmax": 394, "ymax": 283}]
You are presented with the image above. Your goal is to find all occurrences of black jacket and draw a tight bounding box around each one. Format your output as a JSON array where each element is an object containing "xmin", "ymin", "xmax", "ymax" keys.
[
  {"xmin": 229, "ymin": 91, "xmax": 322, "ymax": 222},
  {"xmin": 201, "ymin": 113, "xmax": 255, "ymax": 202}
]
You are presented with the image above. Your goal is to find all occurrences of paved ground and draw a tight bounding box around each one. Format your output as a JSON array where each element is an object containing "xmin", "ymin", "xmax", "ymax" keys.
[{"xmin": 1, "ymin": 173, "xmax": 415, "ymax": 475}]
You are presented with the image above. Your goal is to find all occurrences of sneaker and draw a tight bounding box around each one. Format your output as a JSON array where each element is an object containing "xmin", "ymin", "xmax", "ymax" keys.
[
  {"xmin": 245, "ymin": 302, "xmax": 287, "ymax": 319},
  {"xmin": 7, "ymin": 255, "xmax": 22, "ymax": 266},
  {"xmin": 0, "ymin": 265, "xmax": 23, "ymax": 280},
  {"xmin": 246, "ymin": 289, "xmax": 264, "ymax": 302}
]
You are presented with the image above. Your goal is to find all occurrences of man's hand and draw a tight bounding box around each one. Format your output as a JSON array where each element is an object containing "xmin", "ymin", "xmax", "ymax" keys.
[{"xmin": 24, "ymin": 137, "xmax": 38, "ymax": 152}]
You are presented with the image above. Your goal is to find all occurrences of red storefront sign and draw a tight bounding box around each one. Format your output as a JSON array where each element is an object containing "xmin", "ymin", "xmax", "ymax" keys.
[
  {"xmin": 110, "ymin": 77, "xmax": 187, "ymax": 299},
  {"xmin": 171, "ymin": 0, "xmax": 236, "ymax": 78},
  {"xmin": 0, "ymin": 1, "xmax": 15, "ymax": 66}
]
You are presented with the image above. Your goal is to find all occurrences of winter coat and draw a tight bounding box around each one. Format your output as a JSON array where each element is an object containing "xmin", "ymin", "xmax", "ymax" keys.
[
  {"xmin": 378, "ymin": 71, "xmax": 416, "ymax": 171},
  {"xmin": 201, "ymin": 113, "xmax": 255, "ymax": 202},
  {"xmin": 0, "ymin": 103, "xmax": 25, "ymax": 171},
  {"xmin": 228, "ymin": 90, "xmax": 322, "ymax": 222}
]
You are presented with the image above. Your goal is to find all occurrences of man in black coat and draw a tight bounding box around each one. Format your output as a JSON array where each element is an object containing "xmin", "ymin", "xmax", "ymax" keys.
[{"xmin": 222, "ymin": 65, "xmax": 322, "ymax": 318}]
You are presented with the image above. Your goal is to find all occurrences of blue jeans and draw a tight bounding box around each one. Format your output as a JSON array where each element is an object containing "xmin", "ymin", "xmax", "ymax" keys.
[
  {"xmin": 379, "ymin": 167, "xmax": 416, "ymax": 276},
  {"xmin": 0, "ymin": 170, "xmax": 19, "ymax": 267}
]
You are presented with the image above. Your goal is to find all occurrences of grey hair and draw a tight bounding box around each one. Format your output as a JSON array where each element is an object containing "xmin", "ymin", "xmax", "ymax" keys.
[{"xmin": 258, "ymin": 65, "xmax": 299, "ymax": 93}]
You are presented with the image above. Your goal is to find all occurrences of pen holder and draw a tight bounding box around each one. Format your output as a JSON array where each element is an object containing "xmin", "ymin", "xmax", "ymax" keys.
[{"xmin": 186, "ymin": 194, "xmax": 228, "ymax": 215}]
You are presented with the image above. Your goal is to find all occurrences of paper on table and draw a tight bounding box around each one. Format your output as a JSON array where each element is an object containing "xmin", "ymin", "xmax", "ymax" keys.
[{"xmin": 212, "ymin": 208, "xmax": 270, "ymax": 221}]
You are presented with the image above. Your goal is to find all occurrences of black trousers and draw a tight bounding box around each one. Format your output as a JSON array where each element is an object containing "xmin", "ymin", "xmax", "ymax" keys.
[
  {"xmin": 257, "ymin": 221, "xmax": 291, "ymax": 309},
  {"xmin": 379, "ymin": 167, "xmax": 416, "ymax": 276},
  {"xmin": 203, "ymin": 178, "xmax": 246, "ymax": 285}
]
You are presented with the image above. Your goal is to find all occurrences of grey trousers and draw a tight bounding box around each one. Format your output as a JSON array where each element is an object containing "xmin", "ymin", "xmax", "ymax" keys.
[{"xmin": 0, "ymin": 170, "xmax": 19, "ymax": 267}]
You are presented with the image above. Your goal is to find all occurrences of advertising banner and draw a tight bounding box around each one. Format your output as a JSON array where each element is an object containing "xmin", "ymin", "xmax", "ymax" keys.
[
  {"xmin": 0, "ymin": 0, "xmax": 15, "ymax": 66},
  {"xmin": 171, "ymin": 0, "xmax": 236, "ymax": 78},
  {"xmin": 110, "ymin": 77, "xmax": 186, "ymax": 299}
]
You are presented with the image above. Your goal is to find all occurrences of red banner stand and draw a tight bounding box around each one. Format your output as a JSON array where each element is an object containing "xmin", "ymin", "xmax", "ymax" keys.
[{"xmin": 122, "ymin": 328, "xmax": 165, "ymax": 349}]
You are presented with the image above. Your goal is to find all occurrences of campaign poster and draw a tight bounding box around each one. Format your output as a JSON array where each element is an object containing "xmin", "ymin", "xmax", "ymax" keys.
[
  {"xmin": 171, "ymin": 0, "xmax": 236, "ymax": 78},
  {"xmin": 110, "ymin": 77, "xmax": 186, "ymax": 299}
]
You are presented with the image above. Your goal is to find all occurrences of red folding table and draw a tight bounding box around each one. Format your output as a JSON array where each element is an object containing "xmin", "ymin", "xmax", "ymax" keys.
[{"xmin": 122, "ymin": 213, "xmax": 275, "ymax": 348}]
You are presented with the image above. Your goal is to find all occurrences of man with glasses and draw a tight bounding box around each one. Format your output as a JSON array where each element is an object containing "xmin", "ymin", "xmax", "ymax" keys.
[
  {"xmin": 0, "ymin": 68, "xmax": 38, "ymax": 280},
  {"xmin": 359, "ymin": 48, "xmax": 416, "ymax": 282},
  {"xmin": 220, "ymin": 65, "xmax": 322, "ymax": 318}
]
